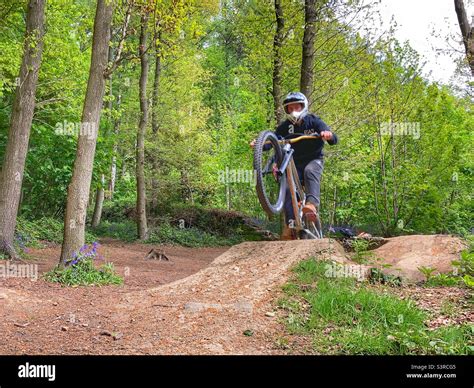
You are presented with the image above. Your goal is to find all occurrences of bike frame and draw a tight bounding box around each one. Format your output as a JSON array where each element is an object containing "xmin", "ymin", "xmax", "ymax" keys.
[{"xmin": 279, "ymin": 143, "xmax": 320, "ymax": 239}]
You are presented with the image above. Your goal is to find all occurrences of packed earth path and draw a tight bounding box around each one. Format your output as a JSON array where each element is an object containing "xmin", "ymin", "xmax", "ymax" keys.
[
  {"xmin": 0, "ymin": 236, "xmax": 470, "ymax": 355},
  {"xmin": 0, "ymin": 238, "xmax": 350, "ymax": 355}
]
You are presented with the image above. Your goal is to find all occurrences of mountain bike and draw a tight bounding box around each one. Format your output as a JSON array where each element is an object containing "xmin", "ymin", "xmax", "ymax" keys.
[{"xmin": 253, "ymin": 131, "xmax": 323, "ymax": 239}]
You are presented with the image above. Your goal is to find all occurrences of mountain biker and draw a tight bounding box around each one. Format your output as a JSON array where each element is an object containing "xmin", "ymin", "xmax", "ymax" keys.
[{"xmin": 250, "ymin": 92, "xmax": 338, "ymax": 240}]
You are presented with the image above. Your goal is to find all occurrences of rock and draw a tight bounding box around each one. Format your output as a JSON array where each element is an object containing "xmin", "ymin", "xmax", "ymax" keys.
[
  {"xmin": 61, "ymin": 326, "xmax": 68, "ymax": 332},
  {"xmin": 113, "ymin": 332, "xmax": 123, "ymax": 340},
  {"xmin": 14, "ymin": 322, "xmax": 30, "ymax": 328},
  {"xmin": 372, "ymin": 235, "xmax": 467, "ymax": 283},
  {"xmin": 265, "ymin": 312, "xmax": 275, "ymax": 317},
  {"xmin": 184, "ymin": 302, "xmax": 222, "ymax": 312},
  {"xmin": 203, "ymin": 343, "xmax": 225, "ymax": 354},
  {"xmin": 233, "ymin": 300, "xmax": 253, "ymax": 314}
]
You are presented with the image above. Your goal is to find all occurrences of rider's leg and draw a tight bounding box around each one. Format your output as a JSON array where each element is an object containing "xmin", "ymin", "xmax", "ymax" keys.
[
  {"xmin": 283, "ymin": 167, "xmax": 304, "ymax": 226},
  {"xmin": 301, "ymin": 158, "xmax": 324, "ymax": 220},
  {"xmin": 281, "ymin": 167, "xmax": 303, "ymax": 240}
]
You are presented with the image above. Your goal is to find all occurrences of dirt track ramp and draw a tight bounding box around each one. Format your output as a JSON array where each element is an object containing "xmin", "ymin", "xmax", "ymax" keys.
[{"xmin": 112, "ymin": 239, "xmax": 348, "ymax": 354}]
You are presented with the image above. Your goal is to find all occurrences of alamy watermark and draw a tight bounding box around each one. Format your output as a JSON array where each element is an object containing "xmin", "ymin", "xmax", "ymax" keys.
[
  {"xmin": 218, "ymin": 167, "xmax": 256, "ymax": 187},
  {"xmin": 54, "ymin": 120, "xmax": 98, "ymax": 140},
  {"xmin": 380, "ymin": 122, "xmax": 420, "ymax": 139},
  {"xmin": 0, "ymin": 262, "xmax": 38, "ymax": 281},
  {"xmin": 324, "ymin": 261, "xmax": 369, "ymax": 282}
]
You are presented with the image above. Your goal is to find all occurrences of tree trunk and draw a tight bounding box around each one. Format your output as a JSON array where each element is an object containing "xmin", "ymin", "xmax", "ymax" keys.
[
  {"xmin": 272, "ymin": 0, "xmax": 285, "ymax": 123},
  {"xmin": 59, "ymin": 0, "xmax": 114, "ymax": 264},
  {"xmin": 151, "ymin": 31, "xmax": 162, "ymax": 134},
  {"xmin": 300, "ymin": 0, "xmax": 317, "ymax": 104},
  {"xmin": 0, "ymin": 0, "xmax": 45, "ymax": 259},
  {"xmin": 136, "ymin": 13, "xmax": 149, "ymax": 240},
  {"xmin": 107, "ymin": 93, "xmax": 121, "ymax": 200},
  {"xmin": 151, "ymin": 31, "xmax": 161, "ymax": 212},
  {"xmin": 91, "ymin": 174, "xmax": 105, "ymax": 227},
  {"xmin": 390, "ymin": 111, "xmax": 399, "ymax": 228},
  {"xmin": 454, "ymin": 0, "xmax": 474, "ymax": 75}
]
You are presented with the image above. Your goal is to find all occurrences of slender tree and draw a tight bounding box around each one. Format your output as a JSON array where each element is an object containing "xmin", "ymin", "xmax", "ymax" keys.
[
  {"xmin": 454, "ymin": 0, "xmax": 474, "ymax": 75},
  {"xmin": 272, "ymin": 0, "xmax": 285, "ymax": 123},
  {"xmin": 300, "ymin": 0, "xmax": 317, "ymax": 103},
  {"xmin": 0, "ymin": 0, "xmax": 46, "ymax": 259},
  {"xmin": 136, "ymin": 12, "xmax": 150, "ymax": 240},
  {"xmin": 60, "ymin": 0, "xmax": 114, "ymax": 264}
]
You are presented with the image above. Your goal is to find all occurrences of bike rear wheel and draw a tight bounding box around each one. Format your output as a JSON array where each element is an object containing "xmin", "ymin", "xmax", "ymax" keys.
[
  {"xmin": 300, "ymin": 213, "xmax": 323, "ymax": 239},
  {"xmin": 308, "ymin": 215, "xmax": 323, "ymax": 239},
  {"xmin": 254, "ymin": 131, "xmax": 286, "ymax": 216}
]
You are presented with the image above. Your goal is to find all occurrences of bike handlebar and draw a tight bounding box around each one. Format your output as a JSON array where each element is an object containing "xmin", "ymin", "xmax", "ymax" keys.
[
  {"xmin": 258, "ymin": 132, "xmax": 321, "ymax": 148},
  {"xmin": 281, "ymin": 134, "xmax": 320, "ymax": 144}
]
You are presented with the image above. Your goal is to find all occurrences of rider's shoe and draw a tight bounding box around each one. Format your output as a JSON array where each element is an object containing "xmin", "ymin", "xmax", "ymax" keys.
[
  {"xmin": 302, "ymin": 201, "xmax": 318, "ymax": 222},
  {"xmin": 280, "ymin": 225, "xmax": 295, "ymax": 240}
]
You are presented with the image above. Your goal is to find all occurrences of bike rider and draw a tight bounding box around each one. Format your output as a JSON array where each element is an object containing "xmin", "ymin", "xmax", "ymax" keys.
[{"xmin": 250, "ymin": 92, "xmax": 338, "ymax": 240}]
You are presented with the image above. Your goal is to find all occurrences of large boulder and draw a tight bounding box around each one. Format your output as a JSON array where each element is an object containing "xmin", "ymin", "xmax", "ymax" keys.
[{"xmin": 371, "ymin": 235, "xmax": 468, "ymax": 283}]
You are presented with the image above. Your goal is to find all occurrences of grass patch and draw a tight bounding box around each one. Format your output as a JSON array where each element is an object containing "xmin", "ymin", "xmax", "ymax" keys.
[{"xmin": 279, "ymin": 259, "xmax": 473, "ymax": 355}]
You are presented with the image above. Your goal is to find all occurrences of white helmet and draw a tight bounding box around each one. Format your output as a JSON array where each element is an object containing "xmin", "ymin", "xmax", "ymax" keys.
[{"xmin": 283, "ymin": 92, "xmax": 308, "ymax": 124}]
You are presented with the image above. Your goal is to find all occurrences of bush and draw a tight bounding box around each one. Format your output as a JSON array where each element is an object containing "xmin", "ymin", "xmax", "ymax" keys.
[
  {"xmin": 452, "ymin": 249, "xmax": 474, "ymax": 289},
  {"xmin": 99, "ymin": 198, "xmax": 136, "ymax": 222},
  {"xmin": 425, "ymin": 273, "xmax": 462, "ymax": 287},
  {"xmin": 167, "ymin": 204, "xmax": 247, "ymax": 237},
  {"xmin": 147, "ymin": 222, "xmax": 243, "ymax": 247},
  {"xmin": 16, "ymin": 217, "xmax": 97, "ymax": 246},
  {"xmin": 90, "ymin": 220, "xmax": 137, "ymax": 242}
]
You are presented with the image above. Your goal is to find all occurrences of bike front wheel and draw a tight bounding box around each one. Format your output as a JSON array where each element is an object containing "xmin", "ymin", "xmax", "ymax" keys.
[{"xmin": 253, "ymin": 131, "xmax": 287, "ymax": 216}]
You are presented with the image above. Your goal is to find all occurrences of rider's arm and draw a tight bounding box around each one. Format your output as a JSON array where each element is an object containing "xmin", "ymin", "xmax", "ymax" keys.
[
  {"xmin": 313, "ymin": 116, "xmax": 338, "ymax": 145},
  {"xmin": 261, "ymin": 122, "xmax": 285, "ymax": 150}
]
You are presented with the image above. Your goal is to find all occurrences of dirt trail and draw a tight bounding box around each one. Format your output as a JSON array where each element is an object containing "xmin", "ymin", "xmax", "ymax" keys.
[
  {"xmin": 0, "ymin": 239, "xmax": 347, "ymax": 355},
  {"xmin": 0, "ymin": 235, "xmax": 468, "ymax": 355},
  {"xmin": 0, "ymin": 241, "xmax": 227, "ymax": 354},
  {"xmin": 110, "ymin": 239, "xmax": 348, "ymax": 354}
]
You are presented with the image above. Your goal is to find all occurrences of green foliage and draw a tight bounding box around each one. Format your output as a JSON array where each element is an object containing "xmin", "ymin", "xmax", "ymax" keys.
[
  {"xmin": 351, "ymin": 239, "xmax": 370, "ymax": 263},
  {"xmin": 420, "ymin": 246, "xmax": 474, "ymax": 288},
  {"xmin": 0, "ymin": 0, "xmax": 472, "ymax": 243},
  {"xmin": 44, "ymin": 242, "xmax": 123, "ymax": 286},
  {"xmin": 452, "ymin": 248, "xmax": 474, "ymax": 289},
  {"xmin": 418, "ymin": 266, "xmax": 437, "ymax": 282},
  {"xmin": 16, "ymin": 217, "xmax": 97, "ymax": 246},
  {"xmin": 425, "ymin": 273, "xmax": 462, "ymax": 287},
  {"xmin": 45, "ymin": 259, "xmax": 123, "ymax": 286},
  {"xmin": 147, "ymin": 222, "xmax": 243, "ymax": 247},
  {"xmin": 90, "ymin": 220, "xmax": 137, "ymax": 242},
  {"xmin": 279, "ymin": 259, "xmax": 473, "ymax": 355}
]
